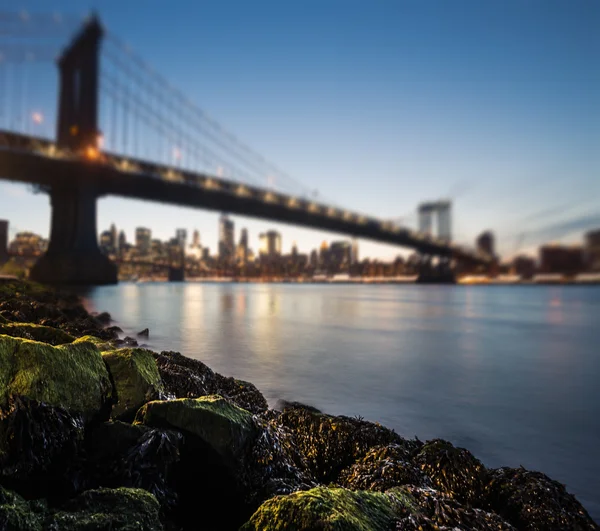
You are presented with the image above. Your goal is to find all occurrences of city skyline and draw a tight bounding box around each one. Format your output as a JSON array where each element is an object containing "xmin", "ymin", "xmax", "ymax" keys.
[{"xmin": 0, "ymin": 0, "xmax": 598, "ymax": 260}]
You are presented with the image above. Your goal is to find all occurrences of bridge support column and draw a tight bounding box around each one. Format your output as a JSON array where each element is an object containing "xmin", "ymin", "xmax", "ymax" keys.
[
  {"xmin": 29, "ymin": 185, "xmax": 117, "ymax": 285},
  {"xmin": 416, "ymin": 255, "xmax": 456, "ymax": 284}
]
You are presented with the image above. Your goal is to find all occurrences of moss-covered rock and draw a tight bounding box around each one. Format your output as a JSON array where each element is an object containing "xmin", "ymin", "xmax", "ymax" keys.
[
  {"xmin": 0, "ymin": 322, "xmax": 74, "ymax": 345},
  {"xmin": 485, "ymin": 467, "xmax": 598, "ymax": 530},
  {"xmin": 102, "ymin": 348, "xmax": 164, "ymax": 420},
  {"xmin": 47, "ymin": 487, "xmax": 164, "ymax": 530},
  {"xmin": 72, "ymin": 335, "xmax": 114, "ymax": 351},
  {"xmin": 0, "ymin": 485, "xmax": 45, "ymax": 530},
  {"xmin": 412, "ymin": 439, "xmax": 487, "ymax": 505},
  {"xmin": 274, "ymin": 405, "xmax": 413, "ymax": 484},
  {"xmin": 0, "ymin": 335, "xmax": 112, "ymax": 422},
  {"xmin": 153, "ymin": 351, "xmax": 268, "ymax": 414},
  {"xmin": 134, "ymin": 395, "xmax": 257, "ymax": 465},
  {"xmin": 338, "ymin": 444, "xmax": 430, "ymax": 492},
  {"xmin": 240, "ymin": 486, "xmax": 410, "ymax": 531}
]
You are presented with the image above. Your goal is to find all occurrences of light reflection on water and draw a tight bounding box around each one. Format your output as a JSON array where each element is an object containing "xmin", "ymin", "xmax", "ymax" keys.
[{"xmin": 82, "ymin": 283, "xmax": 600, "ymax": 521}]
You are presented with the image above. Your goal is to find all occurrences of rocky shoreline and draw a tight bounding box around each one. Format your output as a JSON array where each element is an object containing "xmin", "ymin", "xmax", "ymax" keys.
[{"xmin": 0, "ymin": 279, "xmax": 597, "ymax": 530}]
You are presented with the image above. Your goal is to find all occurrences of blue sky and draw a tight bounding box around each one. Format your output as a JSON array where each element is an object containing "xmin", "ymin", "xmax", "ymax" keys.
[{"xmin": 1, "ymin": 0, "xmax": 598, "ymax": 260}]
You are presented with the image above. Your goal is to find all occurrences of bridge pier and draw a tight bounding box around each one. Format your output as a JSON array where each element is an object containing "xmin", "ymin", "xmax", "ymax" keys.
[
  {"xmin": 416, "ymin": 255, "xmax": 456, "ymax": 284},
  {"xmin": 29, "ymin": 185, "xmax": 117, "ymax": 285}
]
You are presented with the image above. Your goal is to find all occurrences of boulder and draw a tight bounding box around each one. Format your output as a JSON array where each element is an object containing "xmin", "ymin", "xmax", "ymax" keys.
[
  {"xmin": 412, "ymin": 438, "xmax": 487, "ymax": 505},
  {"xmin": 47, "ymin": 487, "xmax": 164, "ymax": 530},
  {"xmin": 134, "ymin": 395, "xmax": 257, "ymax": 465},
  {"xmin": 240, "ymin": 486, "xmax": 409, "ymax": 531},
  {"xmin": 0, "ymin": 322, "xmax": 74, "ymax": 345},
  {"xmin": 85, "ymin": 421, "xmax": 182, "ymax": 512},
  {"xmin": 485, "ymin": 467, "xmax": 599, "ymax": 530},
  {"xmin": 154, "ymin": 351, "xmax": 268, "ymax": 414},
  {"xmin": 0, "ymin": 335, "xmax": 112, "ymax": 422},
  {"xmin": 101, "ymin": 348, "xmax": 164, "ymax": 420},
  {"xmin": 137, "ymin": 328, "xmax": 150, "ymax": 338},
  {"xmin": 391, "ymin": 485, "xmax": 516, "ymax": 530},
  {"xmin": 0, "ymin": 397, "xmax": 85, "ymax": 501},
  {"xmin": 275, "ymin": 405, "xmax": 410, "ymax": 483},
  {"xmin": 0, "ymin": 485, "xmax": 45, "ymax": 530},
  {"xmin": 72, "ymin": 335, "xmax": 114, "ymax": 351},
  {"xmin": 338, "ymin": 443, "xmax": 430, "ymax": 491}
]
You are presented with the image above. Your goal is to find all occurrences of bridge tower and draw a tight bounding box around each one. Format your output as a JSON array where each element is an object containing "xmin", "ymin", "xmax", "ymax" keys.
[{"xmin": 30, "ymin": 15, "xmax": 117, "ymax": 285}]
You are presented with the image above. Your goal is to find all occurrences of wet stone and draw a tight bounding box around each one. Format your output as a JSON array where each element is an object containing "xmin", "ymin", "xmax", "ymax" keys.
[
  {"xmin": 338, "ymin": 443, "xmax": 430, "ymax": 492},
  {"xmin": 412, "ymin": 438, "xmax": 488, "ymax": 505},
  {"xmin": 485, "ymin": 466, "xmax": 599, "ymax": 531}
]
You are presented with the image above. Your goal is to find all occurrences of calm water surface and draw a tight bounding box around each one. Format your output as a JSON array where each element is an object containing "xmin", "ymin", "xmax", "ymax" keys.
[{"xmin": 82, "ymin": 283, "xmax": 600, "ymax": 520}]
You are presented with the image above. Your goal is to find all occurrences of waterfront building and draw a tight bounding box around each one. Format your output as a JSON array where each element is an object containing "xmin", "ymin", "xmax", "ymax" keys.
[
  {"xmin": 513, "ymin": 255, "xmax": 536, "ymax": 279},
  {"xmin": 585, "ymin": 229, "xmax": 600, "ymax": 271},
  {"xmin": 99, "ymin": 230, "xmax": 112, "ymax": 255},
  {"xmin": 539, "ymin": 244, "xmax": 584, "ymax": 274},
  {"xmin": 135, "ymin": 227, "xmax": 152, "ymax": 256}
]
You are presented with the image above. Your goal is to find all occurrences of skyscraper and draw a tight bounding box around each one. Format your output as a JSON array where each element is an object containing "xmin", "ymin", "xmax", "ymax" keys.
[
  {"xmin": 176, "ymin": 229, "xmax": 187, "ymax": 249},
  {"xmin": 191, "ymin": 230, "xmax": 201, "ymax": 248},
  {"xmin": 436, "ymin": 201, "xmax": 452, "ymax": 242},
  {"xmin": 110, "ymin": 223, "xmax": 118, "ymax": 253},
  {"xmin": 118, "ymin": 230, "xmax": 127, "ymax": 251},
  {"xmin": 259, "ymin": 230, "xmax": 281, "ymax": 258},
  {"xmin": 238, "ymin": 228, "xmax": 248, "ymax": 264},
  {"xmin": 219, "ymin": 215, "xmax": 235, "ymax": 264},
  {"xmin": 135, "ymin": 227, "xmax": 152, "ymax": 255}
]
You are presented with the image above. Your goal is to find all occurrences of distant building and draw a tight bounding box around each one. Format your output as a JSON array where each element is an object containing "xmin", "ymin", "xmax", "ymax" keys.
[
  {"xmin": 238, "ymin": 228, "xmax": 249, "ymax": 264},
  {"xmin": 99, "ymin": 230, "xmax": 112, "ymax": 255},
  {"xmin": 0, "ymin": 220, "xmax": 8, "ymax": 264},
  {"xmin": 329, "ymin": 241, "xmax": 352, "ymax": 272},
  {"xmin": 118, "ymin": 230, "xmax": 127, "ymax": 251},
  {"xmin": 539, "ymin": 245, "xmax": 584, "ymax": 274},
  {"xmin": 351, "ymin": 239, "xmax": 359, "ymax": 264},
  {"xmin": 202, "ymin": 247, "xmax": 210, "ymax": 261},
  {"xmin": 192, "ymin": 229, "xmax": 200, "ymax": 248},
  {"xmin": 218, "ymin": 216, "xmax": 235, "ymax": 264},
  {"xmin": 110, "ymin": 223, "xmax": 118, "ymax": 253},
  {"xmin": 135, "ymin": 227, "xmax": 152, "ymax": 256},
  {"xmin": 8, "ymin": 232, "xmax": 48, "ymax": 256},
  {"xmin": 476, "ymin": 231, "xmax": 495, "ymax": 257},
  {"xmin": 585, "ymin": 229, "xmax": 600, "ymax": 271},
  {"xmin": 259, "ymin": 230, "xmax": 281, "ymax": 259},
  {"xmin": 513, "ymin": 255, "xmax": 536, "ymax": 279},
  {"xmin": 175, "ymin": 229, "xmax": 187, "ymax": 249}
]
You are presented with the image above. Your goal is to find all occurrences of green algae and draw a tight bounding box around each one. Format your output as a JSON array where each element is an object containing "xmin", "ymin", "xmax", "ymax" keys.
[
  {"xmin": 47, "ymin": 487, "xmax": 164, "ymax": 530},
  {"xmin": 0, "ymin": 485, "xmax": 44, "ymax": 530},
  {"xmin": 0, "ymin": 322, "xmax": 74, "ymax": 345},
  {"xmin": 72, "ymin": 335, "xmax": 114, "ymax": 351},
  {"xmin": 135, "ymin": 395, "xmax": 257, "ymax": 464},
  {"xmin": 240, "ymin": 486, "xmax": 410, "ymax": 531},
  {"xmin": 0, "ymin": 335, "xmax": 112, "ymax": 421},
  {"xmin": 101, "ymin": 348, "xmax": 164, "ymax": 419}
]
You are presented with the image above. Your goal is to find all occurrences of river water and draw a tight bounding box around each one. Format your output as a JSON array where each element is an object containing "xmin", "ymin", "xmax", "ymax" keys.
[{"xmin": 81, "ymin": 282, "xmax": 600, "ymax": 520}]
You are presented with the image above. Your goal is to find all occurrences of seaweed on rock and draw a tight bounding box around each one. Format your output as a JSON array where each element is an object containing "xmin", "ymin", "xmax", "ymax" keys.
[
  {"xmin": 338, "ymin": 444, "xmax": 431, "ymax": 492},
  {"xmin": 274, "ymin": 404, "xmax": 413, "ymax": 484},
  {"xmin": 85, "ymin": 421, "xmax": 182, "ymax": 514},
  {"xmin": 485, "ymin": 466, "xmax": 599, "ymax": 530},
  {"xmin": 391, "ymin": 485, "xmax": 516, "ymax": 530},
  {"xmin": 0, "ymin": 396, "xmax": 86, "ymax": 502},
  {"xmin": 153, "ymin": 350, "xmax": 268, "ymax": 414},
  {"xmin": 412, "ymin": 438, "xmax": 488, "ymax": 505}
]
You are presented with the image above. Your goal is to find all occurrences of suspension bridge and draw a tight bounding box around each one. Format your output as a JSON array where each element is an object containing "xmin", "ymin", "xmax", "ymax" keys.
[{"xmin": 0, "ymin": 12, "xmax": 491, "ymax": 284}]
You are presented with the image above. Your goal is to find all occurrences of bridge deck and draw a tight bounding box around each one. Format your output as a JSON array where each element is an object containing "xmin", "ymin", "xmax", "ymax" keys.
[{"xmin": 0, "ymin": 131, "xmax": 490, "ymax": 262}]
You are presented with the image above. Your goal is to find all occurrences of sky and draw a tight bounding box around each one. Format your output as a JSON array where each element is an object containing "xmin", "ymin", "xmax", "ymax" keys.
[{"xmin": 1, "ymin": 0, "xmax": 599, "ymax": 261}]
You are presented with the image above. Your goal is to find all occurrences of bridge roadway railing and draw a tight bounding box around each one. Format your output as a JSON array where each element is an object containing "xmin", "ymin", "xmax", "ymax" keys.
[{"xmin": 0, "ymin": 130, "xmax": 492, "ymax": 264}]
